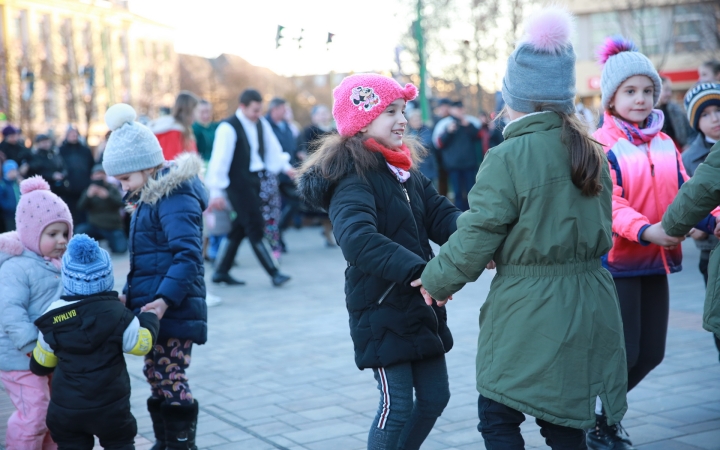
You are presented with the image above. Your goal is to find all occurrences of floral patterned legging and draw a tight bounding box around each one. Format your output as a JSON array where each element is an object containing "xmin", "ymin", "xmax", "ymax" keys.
[{"xmin": 143, "ymin": 338, "xmax": 194, "ymax": 405}]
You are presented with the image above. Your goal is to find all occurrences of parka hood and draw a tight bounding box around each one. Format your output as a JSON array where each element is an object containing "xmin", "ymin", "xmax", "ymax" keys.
[
  {"xmin": 0, "ymin": 231, "xmax": 23, "ymax": 266},
  {"xmin": 149, "ymin": 115, "xmax": 186, "ymax": 135},
  {"xmin": 136, "ymin": 153, "xmax": 207, "ymax": 210},
  {"xmin": 297, "ymin": 157, "xmax": 362, "ymax": 212}
]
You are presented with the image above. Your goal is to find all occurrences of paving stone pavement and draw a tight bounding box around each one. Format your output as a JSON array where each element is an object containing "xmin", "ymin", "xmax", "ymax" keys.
[{"xmin": 1, "ymin": 226, "xmax": 719, "ymax": 449}]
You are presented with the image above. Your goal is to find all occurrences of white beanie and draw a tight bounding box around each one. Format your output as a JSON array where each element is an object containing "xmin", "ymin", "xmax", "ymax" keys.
[{"xmin": 101, "ymin": 104, "xmax": 165, "ymax": 177}]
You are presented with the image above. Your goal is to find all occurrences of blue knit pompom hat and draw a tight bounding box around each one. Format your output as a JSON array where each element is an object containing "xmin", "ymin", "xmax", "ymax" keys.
[{"xmin": 61, "ymin": 234, "xmax": 114, "ymax": 296}]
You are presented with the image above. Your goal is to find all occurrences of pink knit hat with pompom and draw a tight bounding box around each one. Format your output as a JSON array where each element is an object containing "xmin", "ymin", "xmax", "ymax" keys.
[
  {"xmin": 332, "ymin": 73, "xmax": 417, "ymax": 137},
  {"xmin": 15, "ymin": 176, "xmax": 73, "ymax": 256}
]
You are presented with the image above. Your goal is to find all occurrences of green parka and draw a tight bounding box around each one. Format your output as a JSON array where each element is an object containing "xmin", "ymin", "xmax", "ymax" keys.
[
  {"xmin": 421, "ymin": 112, "xmax": 628, "ymax": 429},
  {"xmin": 663, "ymin": 140, "xmax": 720, "ymax": 338}
]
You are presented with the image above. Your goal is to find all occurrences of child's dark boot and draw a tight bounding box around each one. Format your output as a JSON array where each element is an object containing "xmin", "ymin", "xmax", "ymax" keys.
[
  {"xmin": 161, "ymin": 400, "xmax": 198, "ymax": 450},
  {"xmin": 586, "ymin": 412, "xmax": 635, "ymax": 450},
  {"xmin": 148, "ymin": 396, "xmax": 166, "ymax": 450}
]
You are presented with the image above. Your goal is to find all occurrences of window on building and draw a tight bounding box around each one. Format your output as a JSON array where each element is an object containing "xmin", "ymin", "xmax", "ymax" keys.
[
  {"xmin": 629, "ymin": 7, "xmax": 662, "ymax": 56},
  {"xmin": 673, "ymin": 4, "xmax": 718, "ymax": 53},
  {"xmin": 590, "ymin": 12, "xmax": 622, "ymax": 51}
]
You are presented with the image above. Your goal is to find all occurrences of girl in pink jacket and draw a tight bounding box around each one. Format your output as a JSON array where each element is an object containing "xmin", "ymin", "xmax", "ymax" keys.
[{"xmin": 588, "ymin": 37, "xmax": 715, "ymax": 449}]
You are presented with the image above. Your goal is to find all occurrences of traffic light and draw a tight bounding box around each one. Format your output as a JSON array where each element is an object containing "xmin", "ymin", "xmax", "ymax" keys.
[{"xmin": 275, "ymin": 25, "xmax": 284, "ymax": 49}]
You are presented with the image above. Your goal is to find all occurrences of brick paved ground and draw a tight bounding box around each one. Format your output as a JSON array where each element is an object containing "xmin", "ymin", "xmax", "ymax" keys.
[{"xmin": 2, "ymin": 226, "xmax": 719, "ymax": 449}]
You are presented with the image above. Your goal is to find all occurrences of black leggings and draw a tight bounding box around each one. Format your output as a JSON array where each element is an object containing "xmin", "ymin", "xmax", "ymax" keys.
[{"xmin": 614, "ymin": 275, "xmax": 669, "ymax": 391}]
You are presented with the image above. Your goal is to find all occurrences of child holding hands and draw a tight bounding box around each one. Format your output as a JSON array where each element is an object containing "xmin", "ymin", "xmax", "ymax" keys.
[
  {"xmin": 30, "ymin": 234, "xmax": 160, "ymax": 450},
  {"xmin": 102, "ymin": 104, "xmax": 208, "ymax": 450},
  {"xmin": 298, "ymin": 73, "xmax": 461, "ymax": 450}
]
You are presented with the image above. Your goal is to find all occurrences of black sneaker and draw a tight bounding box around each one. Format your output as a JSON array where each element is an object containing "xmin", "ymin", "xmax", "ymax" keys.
[{"xmin": 586, "ymin": 413, "xmax": 635, "ymax": 450}]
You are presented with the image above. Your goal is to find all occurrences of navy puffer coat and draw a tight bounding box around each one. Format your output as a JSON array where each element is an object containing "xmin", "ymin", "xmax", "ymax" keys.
[
  {"xmin": 299, "ymin": 151, "xmax": 460, "ymax": 369},
  {"xmin": 125, "ymin": 154, "xmax": 208, "ymax": 344}
]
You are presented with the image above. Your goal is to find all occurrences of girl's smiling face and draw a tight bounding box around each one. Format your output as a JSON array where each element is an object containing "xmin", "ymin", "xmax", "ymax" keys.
[
  {"xmin": 39, "ymin": 222, "xmax": 69, "ymax": 259},
  {"xmin": 699, "ymin": 105, "xmax": 720, "ymax": 141},
  {"xmin": 611, "ymin": 75, "xmax": 655, "ymax": 124},
  {"xmin": 361, "ymin": 99, "xmax": 407, "ymax": 148}
]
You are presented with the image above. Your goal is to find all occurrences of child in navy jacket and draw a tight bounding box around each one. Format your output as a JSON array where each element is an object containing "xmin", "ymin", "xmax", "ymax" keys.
[{"xmin": 101, "ymin": 103, "xmax": 208, "ymax": 450}]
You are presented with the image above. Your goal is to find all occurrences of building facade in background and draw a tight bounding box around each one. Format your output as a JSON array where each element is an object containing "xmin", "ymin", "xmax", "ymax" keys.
[
  {"xmin": 564, "ymin": 0, "xmax": 720, "ymax": 105},
  {"xmin": 0, "ymin": 0, "xmax": 177, "ymax": 145}
]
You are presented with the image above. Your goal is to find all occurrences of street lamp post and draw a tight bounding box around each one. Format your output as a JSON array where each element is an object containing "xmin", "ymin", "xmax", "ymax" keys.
[{"xmin": 414, "ymin": 0, "xmax": 429, "ymax": 123}]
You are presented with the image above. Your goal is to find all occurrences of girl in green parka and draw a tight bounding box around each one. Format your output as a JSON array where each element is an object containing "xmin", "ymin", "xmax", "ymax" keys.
[
  {"xmin": 412, "ymin": 7, "xmax": 628, "ymax": 449},
  {"xmin": 663, "ymin": 138, "xmax": 720, "ymax": 359}
]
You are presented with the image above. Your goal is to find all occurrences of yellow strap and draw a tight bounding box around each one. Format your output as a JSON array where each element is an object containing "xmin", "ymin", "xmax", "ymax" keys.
[
  {"xmin": 32, "ymin": 343, "xmax": 58, "ymax": 368},
  {"xmin": 128, "ymin": 328, "xmax": 154, "ymax": 356}
]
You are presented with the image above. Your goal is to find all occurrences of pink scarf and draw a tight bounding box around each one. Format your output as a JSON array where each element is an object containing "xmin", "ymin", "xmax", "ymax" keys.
[{"xmin": 611, "ymin": 109, "xmax": 665, "ymax": 145}]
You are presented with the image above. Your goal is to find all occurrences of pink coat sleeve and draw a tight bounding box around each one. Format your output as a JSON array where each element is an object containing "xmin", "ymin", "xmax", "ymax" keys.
[{"xmin": 609, "ymin": 160, "xmax": 651, "ymax": 243}]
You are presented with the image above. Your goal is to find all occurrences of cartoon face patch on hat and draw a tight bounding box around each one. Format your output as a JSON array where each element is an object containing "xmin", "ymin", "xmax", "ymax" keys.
[{"xmin": 350, "ymin": 86, "xmax": 381, "ymax": 112}]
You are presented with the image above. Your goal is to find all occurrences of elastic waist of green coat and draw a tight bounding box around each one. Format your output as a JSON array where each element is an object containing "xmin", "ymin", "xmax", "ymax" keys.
[{"xmin": 496, "ymin": 260, "xmax": 602, "ymax": 277}]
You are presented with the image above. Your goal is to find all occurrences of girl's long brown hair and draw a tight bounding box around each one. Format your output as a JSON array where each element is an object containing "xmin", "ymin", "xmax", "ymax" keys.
[
  {"xmin": 172, "ymin": 91, "xmax": 200, "ymax": 140},
  {"xmin": 298, "ymin": 133, "xmax": 426, "ymax": 182},
  {"xmin": 534, "ymin": 104, "xmax": 605, "ymax": 197}
]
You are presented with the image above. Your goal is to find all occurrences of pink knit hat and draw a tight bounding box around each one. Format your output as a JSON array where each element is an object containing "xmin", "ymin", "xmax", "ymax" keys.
[
  {"xmin": 15, "ymin": 176, "xmax": 73, "ymax": 256},
  {"xmin": 333, "ymin": 73, "xmax": 418, "ymax": 137}
]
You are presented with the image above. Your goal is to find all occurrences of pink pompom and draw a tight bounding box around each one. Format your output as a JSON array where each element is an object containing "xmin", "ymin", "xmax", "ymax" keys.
[
  {"xmin": 597, "ymin": 36, "xmax": 637, "ymax": 65},
  {"xmin": 403, "ymin": 83, "xmax": 418, "ymax": 101},
  {"xmin": 20, "ymin": 175, "xmax": 51, "ymax": 195},
  {"xmin": 520, "ymin": 6, "xmax": 573, "ymax": 54}
]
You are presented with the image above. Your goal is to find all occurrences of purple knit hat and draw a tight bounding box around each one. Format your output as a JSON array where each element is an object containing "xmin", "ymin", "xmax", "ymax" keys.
[
  {"xmin": 332, "ymin": 73, "xmax": 417, "ymax": 137},
  {"xmin": 15, "ymin": 176, "xmax": 73, "ymax": 256}
]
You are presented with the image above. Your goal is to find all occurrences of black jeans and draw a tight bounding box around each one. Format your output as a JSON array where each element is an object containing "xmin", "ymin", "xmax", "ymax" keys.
[
  {"xmin": 614, "ymin": 274, "xmax": 669, "ymax": 391},
  {"xmin": 215, "ymin": 175, "xmax": 265, "ymax": 274},
  {"xmin": 477, "ymin": 395, "xmax": 586, "ymax": 449}
]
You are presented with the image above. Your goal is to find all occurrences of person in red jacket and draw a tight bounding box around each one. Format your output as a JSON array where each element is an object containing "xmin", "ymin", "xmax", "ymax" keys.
[{"xmin": 151, "ymin": 91, "xmax": 199, "ymax": 161}]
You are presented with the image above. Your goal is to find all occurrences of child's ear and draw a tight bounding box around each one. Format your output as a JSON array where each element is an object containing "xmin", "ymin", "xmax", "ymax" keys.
[{"xmin": 359, "ymin": 127, "xmax": 368, "ymax": 133}]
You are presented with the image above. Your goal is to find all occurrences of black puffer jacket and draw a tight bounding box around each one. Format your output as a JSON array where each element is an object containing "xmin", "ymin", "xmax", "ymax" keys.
[{"xmin": 299, "ymin": 152, "xmax": 460, "ymax": 369}]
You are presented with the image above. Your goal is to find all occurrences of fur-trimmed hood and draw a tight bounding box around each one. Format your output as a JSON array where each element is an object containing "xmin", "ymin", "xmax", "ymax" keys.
[
  {"xmin": 298, "ymin": 157, "xmax": 363, "ymax": 212},
  {"xmin": 0, "ymin": 231, "xmax": 24, "ymax": 266},
  {"xmin": 149, "ymin": 115, "xmax": 186, "ymax": 135},
  {"xmin": 136, "ymin": 153, "xmax": 207, "ymax": 209}
]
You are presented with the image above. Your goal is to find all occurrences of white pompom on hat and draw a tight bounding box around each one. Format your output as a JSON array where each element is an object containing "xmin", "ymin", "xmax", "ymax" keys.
[{"xmin": 101, "ymin": 103, "xmax": 165, "ymax": 177}]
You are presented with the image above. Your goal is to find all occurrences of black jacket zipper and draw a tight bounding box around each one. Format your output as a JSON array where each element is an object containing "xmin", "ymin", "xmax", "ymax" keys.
[{"xmin": 396, "ymin": 176, "xmax": 445, "ymax": 351}]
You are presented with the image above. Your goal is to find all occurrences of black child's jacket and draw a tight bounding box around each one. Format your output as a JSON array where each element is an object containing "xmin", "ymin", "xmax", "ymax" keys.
[{"xmin": 30, "ymin": 291, "xmax": 159, "ymax": 411}]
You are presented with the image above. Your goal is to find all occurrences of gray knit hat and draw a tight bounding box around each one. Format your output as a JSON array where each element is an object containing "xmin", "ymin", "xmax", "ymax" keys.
[
  {"xmin": 598, "ymin": 37, "xmax": 661, "ymax": 111},
  {"xmin": 502, "ymin": 7, "xmax": 577, "ymax": 114},
  {"xmin": 102, "ymin": 103, "xmax": 165, "ymax": 176}
]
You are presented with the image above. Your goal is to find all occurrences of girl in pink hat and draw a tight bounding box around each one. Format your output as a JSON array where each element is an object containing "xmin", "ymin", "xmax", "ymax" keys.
[
  {"xmin": 0, "ymin": 176, "xmax": 73, "ymax": 450},
  {"xmin": 298, "ymin": 73, "xmax": 461, "ymax": 450}
]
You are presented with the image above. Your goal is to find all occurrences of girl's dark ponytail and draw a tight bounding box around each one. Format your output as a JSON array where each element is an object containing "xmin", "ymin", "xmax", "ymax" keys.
[
  {"xmin": 534, "ymin": 104, "xmax": 605, "ymax": 197},
  {"xmin": 560, "ymin": 112, "xmax": 605, "ymax": 197}
]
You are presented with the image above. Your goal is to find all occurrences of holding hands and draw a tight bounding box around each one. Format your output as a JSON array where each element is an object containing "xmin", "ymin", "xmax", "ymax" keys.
[
  {"xmin": 641, "ymin": 223, "xmax": 685, "ymax": 250},
  {"xmin": 141, "ymin": 298, "xmax": 168, "ymax": 319},
  {"xmin": 411, "ymin": 279, "xmax": 453, "ymax": 307}
]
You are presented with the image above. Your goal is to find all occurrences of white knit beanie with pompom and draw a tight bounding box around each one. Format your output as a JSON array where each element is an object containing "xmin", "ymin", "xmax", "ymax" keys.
[{"xmin": 101, "ymin": 103, "xmax": 165, "ymax": 177}]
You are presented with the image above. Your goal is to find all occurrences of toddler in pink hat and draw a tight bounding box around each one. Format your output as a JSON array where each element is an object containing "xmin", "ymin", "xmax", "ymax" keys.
[
  {"xmin": 297, "ymin": 73, "xmax": 460, "ymax": 450},
  {"xmin": 0, "ymin": 175, "xmax": 72, "ymax": 450}
]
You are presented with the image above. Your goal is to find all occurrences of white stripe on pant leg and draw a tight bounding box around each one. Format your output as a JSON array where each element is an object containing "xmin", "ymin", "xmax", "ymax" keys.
[{"xmin": 378, "ymin": 367, "xmax": 390, "ymax": 429}]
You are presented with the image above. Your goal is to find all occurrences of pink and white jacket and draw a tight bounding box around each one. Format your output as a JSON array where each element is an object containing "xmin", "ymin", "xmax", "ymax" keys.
[{"xmin": 594, "ymin": 111, "xmax": 714, "ymax": 277}]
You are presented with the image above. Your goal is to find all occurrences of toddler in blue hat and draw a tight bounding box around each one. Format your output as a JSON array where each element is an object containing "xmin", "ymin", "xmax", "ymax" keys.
[
  {"xmin": 0, "ymin": 160, "xmax": 20, "ymax": 231},
  {"xmin": 30, "ymin": 234, "xmax": 160, "ymax": 449}
]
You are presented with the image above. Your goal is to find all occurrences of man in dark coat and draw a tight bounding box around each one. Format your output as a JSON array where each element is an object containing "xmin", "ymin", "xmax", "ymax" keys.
[
  {"xmin": 206, "ymin": 89, "xmax": 293, "ymax": 287},
  {"xmin": 58, "ymin": 127, "xmax": 95, "ymax": 224},
  {"xmin": 266, "ymin": 97, "xmax": 300, "ymax": 251},
  {"xmin": 22, "ymin": 134, "xmax": 68, "ymax": 197},
  {"xmin": 0, "ymin": 125, "xmax": 28, "ymax": 164}
]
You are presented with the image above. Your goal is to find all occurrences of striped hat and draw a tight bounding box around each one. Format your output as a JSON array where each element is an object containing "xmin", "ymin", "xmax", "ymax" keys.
[{"xmin": 684, "ymin": 83, "xmax": 720, "ymax": 132}]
